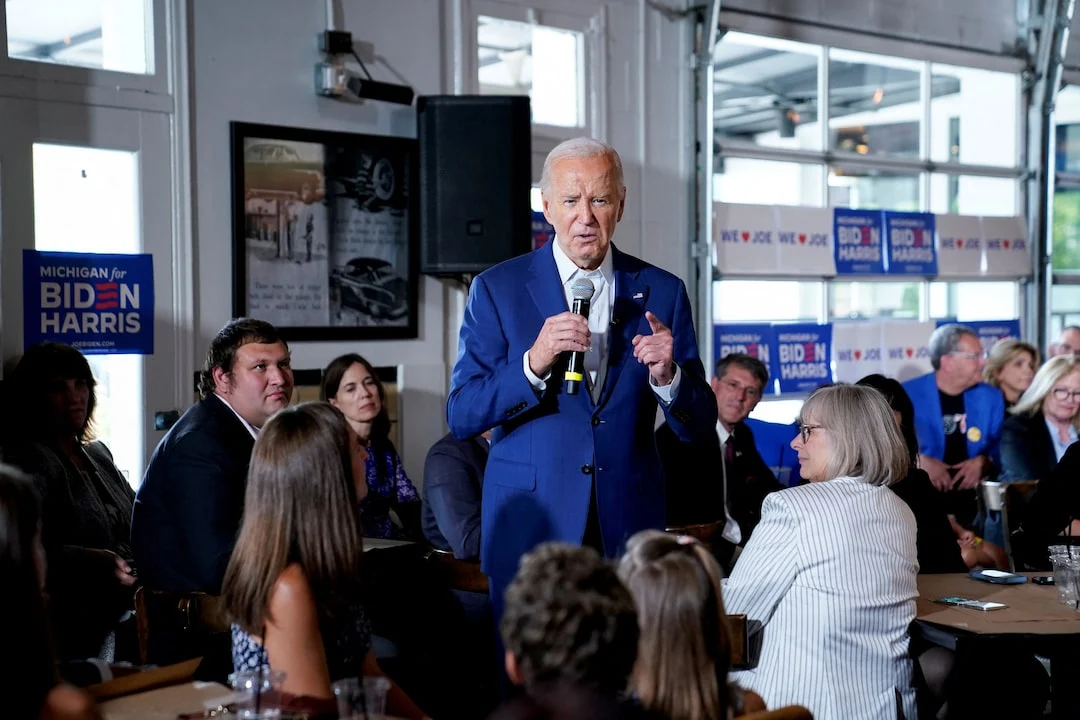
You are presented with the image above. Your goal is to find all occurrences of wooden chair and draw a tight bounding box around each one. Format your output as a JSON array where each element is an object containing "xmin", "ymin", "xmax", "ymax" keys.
[
  {"xmin": 424, "ymin": 548, "xmax": 490, "ymax": 594},
  {"xmin": 739, "ymin": 705, "xmax": 813, "ymax": 720},
  {"xmin": 133, "ymin": 587, "xmax": 230, "ymax": 667}
]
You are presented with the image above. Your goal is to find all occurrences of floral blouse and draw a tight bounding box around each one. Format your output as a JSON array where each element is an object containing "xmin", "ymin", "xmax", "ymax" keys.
[{"xmin": 359, "ymin": 439, "xmax": 421, "ymax": 540}]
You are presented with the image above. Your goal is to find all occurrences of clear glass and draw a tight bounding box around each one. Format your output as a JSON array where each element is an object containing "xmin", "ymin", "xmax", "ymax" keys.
[
  {"xmin": 333, "ymin": 676, "xmax": 390, "ymax": 720},
  {"xmin": 33, "ymin": 143, "xmax": 144, "ymax": 488},
  {"xmin": 6, "ymin": 0, "xmax": 153, "ymax": 74},
  {"xmin": 828, "ymin": 168, "xmax": 920, "ymax": 211},
  {"xmin": 828, "ymin": 48, "xmax": 922, "ymax": 159},
  {"xmin": 930, "ymin": 174, "xmax": 1019, "ymax": 217},
  {"xmin": 477, "ymin": 15, "xmax": 583, "ymax": 127},
  {"xmin": 929, "ymin": 64, "xmax": 1019, "ymax": 168},
  {"xmin": 928, "ymin": 281, "xmax": 1018, "ymax": 321},
  {"xmin": 713, "ymin": 280, "xmax": 822, "ymax": 322},
  {"xmin": 1055, "ymin": 85, "xmax": 1080, "ymax": 173},
  {"xmin": 1053, "ymin": 188, "xmax": 1080, "ymax": 271},
  {"xmin": 713, "ymin": 31, "xmax": 822, "ymax": 151},
  {"xmin": 829, "ymin": 282, "xmax": 921, "ymax": 320},
  {"xmin": 1050, "ymin": 285, "xmax": 1080, "ymax": 339},
  {"xmin": 230, "ymin": 667, "xmax": 287, "ymax": 719},
  {"xmin": 714, "ymin": 159, "xmax": 824, "ymax": 206}
]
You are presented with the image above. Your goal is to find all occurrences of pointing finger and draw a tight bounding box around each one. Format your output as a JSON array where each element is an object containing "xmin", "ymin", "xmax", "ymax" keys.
[{"xmin": 645, "ymin": 311, "xmax": 668, "ymax": 334}]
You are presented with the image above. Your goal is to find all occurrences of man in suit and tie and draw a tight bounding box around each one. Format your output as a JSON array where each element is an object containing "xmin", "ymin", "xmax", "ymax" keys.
[
  {"xmin": 131, "ymin": 318, "xmax": 294, "ymax": 594},
  {"xmin": 447, "ymin": 137, "xmax": 716, "ymax": 610},
  {"xmin": 422, "ymin": 430, "xmax": 491, "ymax": 561}
]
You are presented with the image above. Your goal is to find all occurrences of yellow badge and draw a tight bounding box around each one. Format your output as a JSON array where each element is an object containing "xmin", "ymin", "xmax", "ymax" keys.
[{"xmin": 967, "ymin": 426, "xmax": 982, "ymax": 443}]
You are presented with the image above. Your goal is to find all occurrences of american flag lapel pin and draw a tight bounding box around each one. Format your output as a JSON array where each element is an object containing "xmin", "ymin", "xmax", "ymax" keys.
[{"xmin": 633, "ymin": 292, "xmax": 644, "ymax": 299}]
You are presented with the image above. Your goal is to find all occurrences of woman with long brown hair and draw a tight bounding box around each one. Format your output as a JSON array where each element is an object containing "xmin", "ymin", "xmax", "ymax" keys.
[
  {"xmin": 221, "ymin": 402, "xmax": 424, "ymax": 717},
  {"xmin": 618, "ymin": 530, "xmax": 764, "ymax": 720}
]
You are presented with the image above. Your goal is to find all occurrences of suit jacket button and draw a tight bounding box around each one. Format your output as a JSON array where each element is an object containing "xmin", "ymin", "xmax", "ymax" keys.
[
  {"xmin": 592, "ymin": 416, "xmax": 601, "ymax": 426},
  {"xmin": 581, "ymin": 464, "xmax": 594, "ymax": 475}
]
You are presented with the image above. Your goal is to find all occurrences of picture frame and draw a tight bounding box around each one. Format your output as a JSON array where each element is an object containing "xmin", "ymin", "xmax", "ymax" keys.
[{"xmin": 230, "ymin": 122, "xmax": 419, "ymax": 340}]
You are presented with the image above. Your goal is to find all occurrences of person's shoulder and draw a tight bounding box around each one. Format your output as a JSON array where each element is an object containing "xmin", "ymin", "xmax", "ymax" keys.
[
  {"xmin": 613, "ymin": 248, "xmax": 684, "ymax": 286},
  {"xmin": 902, "ymin": 372, "xmax": 934, "ymax": 391},
  {"xmin": 474, "ymin": 247, "xmax": 544, "ymax": 284},
  {"xmin": 1002, "ymin": 410, "xmax": 1035, "ymax": 432},
  {"xmin": 268, "ymin": 563, "xmax": 318, "ymax": 623}
]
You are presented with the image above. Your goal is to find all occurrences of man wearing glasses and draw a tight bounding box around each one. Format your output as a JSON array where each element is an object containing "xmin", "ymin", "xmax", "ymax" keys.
[
  {"xmin": 657, "ymin": 353, "xmax": 783, "ymax": 568},
  {"xmin": 903, "ymin": 324, "xmax": 1005, "ymax": 540}
]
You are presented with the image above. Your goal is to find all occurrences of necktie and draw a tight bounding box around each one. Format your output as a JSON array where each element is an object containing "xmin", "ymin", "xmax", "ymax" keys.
[
  {"xmin": 721, "ymin": 437, "xmax": 741, "ymax": 544},
  {"xmin": 582, "ymin": 270, "xmax": 606, "ymax": 402}
]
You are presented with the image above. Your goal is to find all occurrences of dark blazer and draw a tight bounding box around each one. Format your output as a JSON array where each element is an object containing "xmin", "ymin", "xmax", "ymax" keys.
[
  {"xmin": 890, "ymin": 468, "xmax": 967, "ymax": 574},
  {"xmin": 1000, "ymin": 411, "xmax": 1059, "ymax": 482},
  {"xmin": 447, "ymin": 244, "xmax": 717, "ymax": 584},
  {"xmin": 1017, "ymin": 442, "xmax": 1080, "ymax": 569},
  {"xmin": 656, "ymin": 420, "xmax": 782, "ymax": 541},
  {"xmin": 422, "ymin": 432, "xmax": 488, "ymax": 560},
  {"xmin": 131, "ymin": 395, "xmax": 255, "ymax": 593}
]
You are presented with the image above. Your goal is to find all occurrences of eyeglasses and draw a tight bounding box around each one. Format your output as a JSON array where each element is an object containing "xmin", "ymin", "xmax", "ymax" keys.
[
  {"xmin": 720, "ymin": 377, "xmax": 762, "ymax": 400},
  {"xmin": 949, "ymin": 350, "xmax": 989, "ymax": 361},
  {"xmin": 1052, "ymin": 387, "xmax": 1080, "ymax": 402},
  {"xmin": 798, "ymin": 424, "xmax": 823, "ymax": 443}
]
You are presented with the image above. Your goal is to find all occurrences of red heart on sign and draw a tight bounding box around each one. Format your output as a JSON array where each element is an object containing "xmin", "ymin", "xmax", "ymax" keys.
[
  {"xmin": 798, "ymin": 234, "xmax": 807, "ymax": 244},
  {"xmin": 854, "ymin": 350, "xmax": 862, "ymax": 360},
  {"xmin": 957, "ymin": 239, "xmax": 963, "ymax": 248},
  {"xmin": 906, "ymin": 348, "xmax": 914, "ymax": 358},
  {"xmin": 741, "ymin": 231, "xmax": 750, "ymax": 242},
  {"xmin": 1003, "ymin": 239, "xmax": 1010, "ymax": 249}
]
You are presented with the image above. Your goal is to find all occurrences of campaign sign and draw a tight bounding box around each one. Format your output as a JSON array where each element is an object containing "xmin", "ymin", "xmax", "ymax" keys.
[
  {"xmin": 713, "ymin": 203, "xmax": 780, "ymax": 275},
  {"xmin": 936, "ymin": 318, "xmax": 1022, "ymax": 353},
  {"xmin": 714, "ymin": 323, "xmax": 777, "ymax": 395},
  {"xmin": 23, "ymin": 250, "xmax": 154, "ymax": 355},
  {"xmin": 935, "ymin": 214, "xmax": 984, "ymax": 277},
  {"xmin": 981, "ymin": 216, "xmax": 1031, "ymax": 278},
  {"xmin": 833, "ymin": 208, "xmax": 885, "ymax": 275},
  {"xmin": 884, "ymin": 211, "xmax": 937, "ymax": 276},
  {"xmin": 775, "ymin": 205, "xmax": 836, "ymax": 276},
  {"xmin": 832, "ymin": 321, "xmax": 886, "ymax": 383},
  {"xmin": 532, "ymin": 211, "xmax": 555, "ymax": 250},
  {"xmin": 774, "ymin": 323, "xmax": 833, "ymax": 394}
]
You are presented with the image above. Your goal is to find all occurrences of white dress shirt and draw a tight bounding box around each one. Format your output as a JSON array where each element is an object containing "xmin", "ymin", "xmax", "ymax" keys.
[
  {"xmin": 214, "ymin": 393, "xmax": 260, "ymax": 440},
  {"xmin": 523, "ymin": 239, "xmax": 680, "ymax": 403},
  {"xmin": 716, "ymin": 421, "xmax": 742, "ymax": 545}
]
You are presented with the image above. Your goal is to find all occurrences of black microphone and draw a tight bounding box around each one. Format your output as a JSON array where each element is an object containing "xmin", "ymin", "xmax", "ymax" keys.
[{"xmin": 565, "ymin": 277, "xmax": 596, "ymax": 395}]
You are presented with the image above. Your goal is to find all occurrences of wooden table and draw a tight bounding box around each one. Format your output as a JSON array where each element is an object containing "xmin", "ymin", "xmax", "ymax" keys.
[{"xmin": 914, "ymin": 573, "xmax": 1080, "ymax": 718}]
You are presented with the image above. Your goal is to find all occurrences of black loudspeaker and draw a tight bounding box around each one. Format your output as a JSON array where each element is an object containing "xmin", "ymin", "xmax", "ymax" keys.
[{"xmin": 418, "ymin": 95, "xmax": 532, "ymax": 275}]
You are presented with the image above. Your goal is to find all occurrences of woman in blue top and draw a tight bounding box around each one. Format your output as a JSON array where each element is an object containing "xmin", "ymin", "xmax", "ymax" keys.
[{"xmin": 322, "ymin": 354, "xmax": 422, "ymax": 540}]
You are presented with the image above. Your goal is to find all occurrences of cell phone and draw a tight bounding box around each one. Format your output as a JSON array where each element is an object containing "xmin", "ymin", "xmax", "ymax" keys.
[
  {"xmin": 1032, "ymin": 575, "xmax": 1056, "ymax": 585},
  {"xmin": 935, "ymin": 596, "xmax": 1008, "ymax": 611},
  {"xmin": 970, "ymin": 569, "xmax": 1027, "ymax": 584}
]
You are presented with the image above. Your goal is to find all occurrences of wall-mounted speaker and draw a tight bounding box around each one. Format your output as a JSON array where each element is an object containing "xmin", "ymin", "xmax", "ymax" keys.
[{"xmin": 418, "ymin": 95, "xmax": 532, "ymax": 276}]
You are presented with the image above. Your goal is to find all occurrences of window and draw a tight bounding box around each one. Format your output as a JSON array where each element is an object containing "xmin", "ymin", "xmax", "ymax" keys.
[
  {"xmin": 929, "ymin": 282, "xmax": 1019, "ymax": 321},
  {"xmin": 477, "ymin": 15, "xmax": 584, "ymax": 128},
  {"xmin": 5, "ymin": 0, "xmax": 153, "ymax": 74},
  {"xmin": 930, "ymin": 174, "xmax": 1018, "ymax": 216},
  {"xmin": 713, "ymin": 280, "xmax": 822, "ymax": 322},
  {"xmin": 1054, "ymin": 188, "xmax": 1080, "ymax": 271},
  {"xmin": 828, "ymin": 49, "xmax": 922, "ymax": 159},
  {"xmin": 829, "ymin": 282, "xmax": 921, "ymax": 320},
  {"xmin": 714, "ymin": 158, "xmax": 824, "ymax": 206},
  {"xmin": 828, "ymin": 168, "xmax": 919, "ymax": 210}
]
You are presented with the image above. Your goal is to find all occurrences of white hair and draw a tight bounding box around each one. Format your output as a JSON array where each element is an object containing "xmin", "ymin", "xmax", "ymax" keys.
[
  {"xmin": 1011, "ymin": 354, "xmax": 1080, "ymax": 430},
  {"xmin": 539, "ymin": 137, "xmax": 625, "ymax": 193}
]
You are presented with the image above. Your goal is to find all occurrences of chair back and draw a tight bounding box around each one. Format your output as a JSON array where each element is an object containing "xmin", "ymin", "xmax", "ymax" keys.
[
  {"xmin": 425, "ymin": 548, "xmax": 490, "ymax": 594},
  {"xmin": 664, "ymin": 520, "xmax": 725, "ymax": 544},
  {"xmin": 134, "ymin": 587, "xmax": 230, "ymax": 668},
  {"xmin": 740, "ymin": 705, "xmax": 813, "ymax": 720}
]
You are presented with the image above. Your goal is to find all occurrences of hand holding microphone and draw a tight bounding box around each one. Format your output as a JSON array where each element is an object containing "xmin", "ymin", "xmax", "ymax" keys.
[{"xmin": 526, "ymin": 278, "xmax": 595, "ymax": 382}]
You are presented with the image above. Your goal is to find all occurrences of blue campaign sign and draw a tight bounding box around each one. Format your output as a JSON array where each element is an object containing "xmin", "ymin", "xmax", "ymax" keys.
[
  {"xmin": 935, "ymin": 318, "xmax": 1021, "ymax": 352},
  {"xmin": 714, "ymin": 323, "xmax": 777, "ymax": 395},
  {"xmin": 833, "ymin": 208, "xmax": 886, "ymax": 275},
  {"xmin": 773, "ymin": 323, "xmax": 833, "ymax": 394},
  {"xmin": 532, "ymin": 211, "xmax": 555, "ymax": 250},
  {"xmin": 884, "ymin": 211, "xmax": 937, "ymax": 276},
  {"xmin": 23, "ymin": 250, "xmax": 154, "ymax": 355}
]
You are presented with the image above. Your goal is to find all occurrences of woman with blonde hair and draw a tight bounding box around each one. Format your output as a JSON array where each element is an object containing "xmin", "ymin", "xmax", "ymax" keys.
[
  {"xmin": 724, "ymin": 384, "xmax": 918, "ymax": 720},
  {"xmin": 1000, "ymin": 354, "xmax": 1080, "ymax": 482},
  {"xmin": 983, "ymin": 338, "xmax": 1039, "ymax": 408},
  {"xmin": 618, "ymin": 530, "xmax": 764, "ymax": 720}
]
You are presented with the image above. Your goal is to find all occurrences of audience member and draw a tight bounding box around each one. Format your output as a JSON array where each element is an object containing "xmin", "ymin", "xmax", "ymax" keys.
[
  {"xmin": 2, "ymin": 343, "xmax": 136, "ymax": 661},
  {"xmin": 422, "ymin": 430, "xmax": 490, "ymax": 561},
  {"xmin": 656, "ymin": 353, "xmax": 782, "ymax": 566},
  {"xmin": 725, "ymin": 384, "xmax": 918, "ymax": 720},
  {"xmin": 1051, "ymin": 325, "xmax": 1080, "ymax": 357},
  {"xmin": 983, "ymin": 338, "xmax": 1039, "ymax": 408},
  {"xmin": 494, "ymin": 542, "xmax": 652, "ymax": 720},
  {"xmin": 1018, "ymin": 441, "xmax": 1080, "ymax": 560},
  {"xmin": 618, "ymin": 529, "xmax": 765, "ymax": 719},
  {"xmin": 132, "ymin": 318, "xmax": 293, "ymax": 593},
  {"xmin": 903, "ymin": 324, "xmax": 1004, "ymax": 539},
  {"xmin": 222, "ymin": 402, "xmax": 425, "ymax": 718},
  {"xmin": 322, "ymin": 353, "xmax": 421, "ymax": 540},
  {"xmin": 1001, "ymin": 354, "xmax": 1080, "ymax": 483},
  {"xmin": 0, "ymin": 464, "xmax": 100, "ymax": 720}
]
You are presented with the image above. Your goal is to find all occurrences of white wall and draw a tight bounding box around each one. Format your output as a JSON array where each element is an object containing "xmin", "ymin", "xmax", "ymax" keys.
[{"xmin": 189, "ymin": 0, "xmax": 692, "ymax": 487}]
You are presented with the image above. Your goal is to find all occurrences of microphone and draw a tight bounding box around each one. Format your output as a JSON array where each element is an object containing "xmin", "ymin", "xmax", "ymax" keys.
[{"xmin": 565, "ymin": 277, "xmax": 596, "ymax": 395}]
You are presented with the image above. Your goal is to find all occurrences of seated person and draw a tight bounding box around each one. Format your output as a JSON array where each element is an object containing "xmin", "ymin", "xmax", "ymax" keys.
[
  {"xmin": 1001, "ymin": 354, "xmax": 1080, "ymax": 483},
  {"xmin": 1018, "ymin": 441, "xmax": 1080, "ymax": 565},
  {"xmin": 1, "ymin": 464, "xmax": 100, "ymax": 720},
  {"xmin": 221, "ymin": 402, "xmax": 425, "ymax": 719},
  {"xmin": 493, "ymin": 542, "xmax": 651, "ymax": 720},
  {"xmin": 983, "ymin": 338, "xmax": 1039, "ymax": 409},
  {"xmin": 2, "ymin": 343, "xmax": 136, "ymax": 662},
  {"xmin": 422, "ymin": 430, "xmax": 489, "ymax": 561},
  {"xmin": 322, "ymin": 354, "xmax": 421, "ymax": 540},
  {"xmin": 618, "ymin": 530, "xmax": 765, "ymax": 719}
]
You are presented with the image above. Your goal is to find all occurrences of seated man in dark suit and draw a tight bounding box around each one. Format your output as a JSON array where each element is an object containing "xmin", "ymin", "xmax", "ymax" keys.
[
  {"xmin": 656, "ymin": 353, "xmax": 782, "ymax": 566},
  {"xmin": 422, "ymin": 430, "xmax": 490, "ymax": 561},
  {"xmin": 131, "ymin": 318, "xmax": 293, "ymax": 593}
]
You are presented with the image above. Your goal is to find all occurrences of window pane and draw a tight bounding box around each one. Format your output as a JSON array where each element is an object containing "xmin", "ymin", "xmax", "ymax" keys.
[
  {"xmin": 713, "ymin": 280, "xmax": 822, "ymax": 322},
  {"xmin": 929, "ymin": 174, "xmax": 1018, "ymax": 216},
  {"xmin": 929, "ymin": 281, "xmax": 1018, "ymax": 321},
  {"xmin": 1051, "ymin": 285, "xmax": 1080, "ymax": 337},
  {"xmin": 714, "ymin": 158, "xmax": 824, "ymax": 206},
  {"xmin": 714, "ymin": 31, "xmax": 822, "ymax": 151},
  {"xmin": 828, "ymin": 168, "xmax": 920, "ymax": 210},
  {"xmin": 1054, "ymin": 86, "xmax": 1080, "ymax": 173},
  {"xmin": 477, "ymin": 15, "xmax": 583, "ymax": 127},
  {"xmin": 1053, "ymin": 188, "xmax": 1080, "ymax": 271},
  {"xmin": 828, "ymin": 49, "xmax": 921, "ymax": 159},
  {"xmin": 829, "ymin": 282, "xmax": 921, "ymax": 320},
  {"xmin": 929, "ymin": 65, "xmax": 1019, "ymax": 168},
  {"xmin": 6, "ymin": 0, "xmax": 153, "ymax": 74}
]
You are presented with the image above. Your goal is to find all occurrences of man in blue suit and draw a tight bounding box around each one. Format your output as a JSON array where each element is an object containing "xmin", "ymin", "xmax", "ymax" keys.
[{"xmin": 447, "ymin": 137, "xmax": 716, "ymax": 602}]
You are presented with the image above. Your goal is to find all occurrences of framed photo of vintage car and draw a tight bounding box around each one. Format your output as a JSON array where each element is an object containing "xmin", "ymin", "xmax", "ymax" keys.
[{"xmin": 230, "ymin": 122, "xmax": 419, "ymax": 340}]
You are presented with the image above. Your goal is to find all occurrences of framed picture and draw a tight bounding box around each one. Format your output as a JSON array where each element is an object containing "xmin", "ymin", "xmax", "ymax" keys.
[{"xmin": 230, "ymin": 122, "xmax": 419, "ymax": 340}]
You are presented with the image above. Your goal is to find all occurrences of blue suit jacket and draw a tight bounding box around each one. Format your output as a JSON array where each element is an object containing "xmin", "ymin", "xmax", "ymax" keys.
[
  {"xmin": 902, "ymin": 372, "xmax": 1004, "ymax": 465},
  {"xmin": 447, "ymin": 243, "xmax": 716, "ymax": 580}
]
